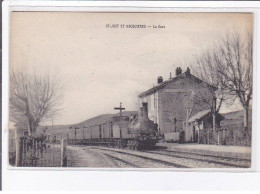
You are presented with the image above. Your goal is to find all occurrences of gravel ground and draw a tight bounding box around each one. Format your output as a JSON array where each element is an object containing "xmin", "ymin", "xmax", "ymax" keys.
[{"xmin": 66, "ymin": 145, "xmax": 117, "ymax": 167}]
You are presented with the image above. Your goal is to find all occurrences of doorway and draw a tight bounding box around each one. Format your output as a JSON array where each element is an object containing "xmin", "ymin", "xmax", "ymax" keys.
[{"xmin": 193, "ymin": 126, "xmax": 198, "ymax": 143}]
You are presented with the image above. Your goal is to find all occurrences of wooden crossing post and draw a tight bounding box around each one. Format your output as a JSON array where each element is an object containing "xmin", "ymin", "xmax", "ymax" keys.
[
  {"xmin": 114, "ymin": 102, "xmax": 125, "ymax": 117},
  {"xmin": 114, "ymin": 102, "xmax": 125, "ymax": 139},
  {"xmin": 61, "ymin": 138, "xmax": 67, "ymax": 167}
]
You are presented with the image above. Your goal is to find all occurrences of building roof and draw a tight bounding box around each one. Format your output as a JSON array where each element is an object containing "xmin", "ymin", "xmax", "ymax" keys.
[
  {"xmin": 188, "ymin": 109, "xmax": 211, "ymax": 123},
  {"xmin": 138, "ymin": 69, "xmax": 217, "ymax": 98}
]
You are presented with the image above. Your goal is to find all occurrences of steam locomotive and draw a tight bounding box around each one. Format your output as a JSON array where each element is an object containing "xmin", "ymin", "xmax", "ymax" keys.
[{"xmin": 46, "ymin": 109, "xmax": 158, "ymax": 150}]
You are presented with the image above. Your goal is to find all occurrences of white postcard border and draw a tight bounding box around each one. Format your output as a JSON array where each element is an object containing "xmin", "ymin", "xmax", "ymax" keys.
[{"xmin": 2, "ymin": 0, "xmax": 260, "ymax": 190}]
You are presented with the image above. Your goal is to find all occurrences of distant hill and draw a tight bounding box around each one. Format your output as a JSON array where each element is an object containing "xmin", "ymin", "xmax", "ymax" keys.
[{"xmin": 40, "ymin": 111, "xmax": 137, "ymax": 131}]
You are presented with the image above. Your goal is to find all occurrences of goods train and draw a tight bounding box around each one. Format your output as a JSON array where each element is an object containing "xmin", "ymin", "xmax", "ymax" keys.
[{"xmin": 45, "ymin": 108, "xmax": 158, "ymax": 150}]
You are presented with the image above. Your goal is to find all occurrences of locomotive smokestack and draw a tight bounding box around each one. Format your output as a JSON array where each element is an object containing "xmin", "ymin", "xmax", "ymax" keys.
[{"xmin": 157, "ymin": 76, "xmax": 163, "ymax": 84}]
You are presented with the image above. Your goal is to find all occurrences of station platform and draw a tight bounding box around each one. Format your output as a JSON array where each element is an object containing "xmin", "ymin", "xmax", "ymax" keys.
[{"xmin": 156, "ymin": 143, "xmax": 251, "ymax": 160}]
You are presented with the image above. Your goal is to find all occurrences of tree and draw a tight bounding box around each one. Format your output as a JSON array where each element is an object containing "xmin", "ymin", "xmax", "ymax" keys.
[
  {"xmin": 214, "ymin": 30, "xmax": 253, "ymax": 131},
  {"xmin": 191, "ymin": 47, "xmax": 235, "ymax": 132},
  {"xmin": 191, "ymin": 29, "xmax": 253, "ymax": 131},
  {"xmin": 10, "ymin": 70, "xmax": 63, "ymax": 136}
]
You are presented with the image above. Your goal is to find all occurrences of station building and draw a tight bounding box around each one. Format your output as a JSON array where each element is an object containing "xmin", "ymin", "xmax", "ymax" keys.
[{"xmin": 138, "ymin": 67, "xmax": 223, "ymax": 142}]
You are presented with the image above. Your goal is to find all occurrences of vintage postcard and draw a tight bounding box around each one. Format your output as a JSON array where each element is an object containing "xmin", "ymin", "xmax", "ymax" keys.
[{"xmin": 8, "ymin": 11, "xmax": 253, "ymax": 169}]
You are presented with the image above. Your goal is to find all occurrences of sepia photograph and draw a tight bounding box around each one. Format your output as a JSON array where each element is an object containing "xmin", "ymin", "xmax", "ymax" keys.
[{"xmin": 8, "ymin": 12, "xmax": 253, "ymax": 169}]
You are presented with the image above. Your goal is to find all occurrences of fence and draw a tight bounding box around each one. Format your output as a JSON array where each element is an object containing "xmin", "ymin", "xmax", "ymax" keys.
[
  {"xmin": 10, "ymin": 135, "xmax": 68, "ymax": 167},
  {"xmin": 198, "ymin": 129, "xmax": 218, "ymax": 145},
  {"xmin": 224, "ymin": 128, "xmax": 251, "ymax": 146},
  {"xmin": 198, "ymin": 128, "xmax": 251, "ymax": 146}
]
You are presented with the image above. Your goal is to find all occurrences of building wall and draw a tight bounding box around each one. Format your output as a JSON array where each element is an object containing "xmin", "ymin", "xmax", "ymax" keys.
[
  {"xmin": 138, "ymin": 91, "xmax": 159, "ymax": 125},
  {"xmin": 158, "ymin": 89, "xmax": 190, "ymax": 134},
  {"xmin": 139, "ymin": 75, "xmax": 214, "ymax": 137},
  {"xmin": 157, "ymin": 76, "xmax": 213, "ymax": 135}
]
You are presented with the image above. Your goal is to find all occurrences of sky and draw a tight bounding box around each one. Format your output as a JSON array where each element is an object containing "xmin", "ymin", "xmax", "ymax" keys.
[{"xmin": 10, "ymin": 12, "xmax": 254, "ymax": 126}]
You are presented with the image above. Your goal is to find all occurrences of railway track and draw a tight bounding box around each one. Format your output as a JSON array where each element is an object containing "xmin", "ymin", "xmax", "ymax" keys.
[
  {"xmin": 102, "ymin": 153, "xmax": 140, "ymax": 168},
  {"xmin": 91, "ymin": 146, "xmax": 189, "ymax": 168},
  {"xmin": 90, "ymin": 146, "xmax": 250, "ymax": 168},
  {"xmin": 144, "ymin": 150, "xmax": 250, "ymax": 168},
  {"xmin": 153, "ymin": 149, "xmax": 251, "ymax": 162}
]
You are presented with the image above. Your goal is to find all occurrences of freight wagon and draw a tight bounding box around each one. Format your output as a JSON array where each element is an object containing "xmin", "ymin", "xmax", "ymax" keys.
[{"xmin": 46, "ymin": 110, "xmax": 158, "ymax": 150}]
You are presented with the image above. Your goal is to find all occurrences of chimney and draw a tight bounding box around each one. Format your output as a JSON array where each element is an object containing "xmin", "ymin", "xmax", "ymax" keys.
[
  {"xmin": 169, "ymin": 72, "xmax": 172, "ymax": 79},
  {"xmin": 157, "ymin": 76, "xmax": 163, "ymax": 84},
  {"xmin": 175, "ymin": 67, "xmax": 182, "ymax": 76},
  {"xmin": 186, "ymin": 67, "xmax": 191, "ymax": 75}
]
